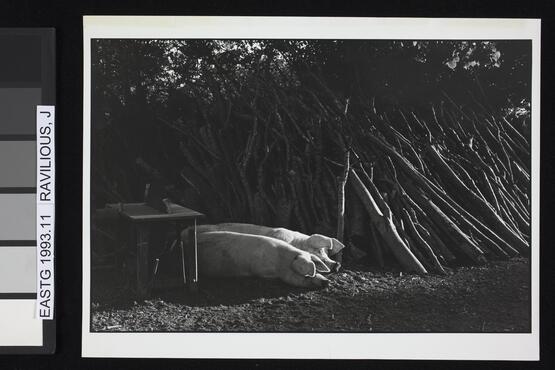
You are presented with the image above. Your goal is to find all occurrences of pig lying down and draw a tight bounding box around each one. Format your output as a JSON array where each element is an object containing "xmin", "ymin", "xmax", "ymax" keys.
[
  {"xmin": 195, "ymin": 223, "xmax": 345, "ymax": 272},
  {"xmin": 188, "ymin": 230, "xmax": 331, "ymax": 288}
]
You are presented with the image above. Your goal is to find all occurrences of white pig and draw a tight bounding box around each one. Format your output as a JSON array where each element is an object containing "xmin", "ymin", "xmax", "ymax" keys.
[
  {"xmin": 188, "ymin": 230, "xmax": 331, "ymax": 288},
  {"xmin": 195, "ymin": 223, "xmax": 345, "ymax": 272}
]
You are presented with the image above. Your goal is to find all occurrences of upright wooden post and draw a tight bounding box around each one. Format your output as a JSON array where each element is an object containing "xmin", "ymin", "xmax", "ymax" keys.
[{"xmin": 335, "ymin": 149, "xmax": 350, "ymax": 263}]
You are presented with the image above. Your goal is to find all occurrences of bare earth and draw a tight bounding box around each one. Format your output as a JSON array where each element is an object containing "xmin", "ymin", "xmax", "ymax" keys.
[{"xmin": 91, "ymin": 258, "xmax": 530, "ymax": 333}]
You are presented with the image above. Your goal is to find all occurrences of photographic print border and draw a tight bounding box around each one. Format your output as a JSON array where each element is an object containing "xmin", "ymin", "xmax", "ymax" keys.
[{"xmin": 82, "ymin": 16, "xmax": 540, "ymax": 359}]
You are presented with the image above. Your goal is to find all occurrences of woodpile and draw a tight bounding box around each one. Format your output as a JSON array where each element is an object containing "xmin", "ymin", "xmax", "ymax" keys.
[{"xmin": 98, "ymin": 71, "xmax": 531, "ymax": 274}]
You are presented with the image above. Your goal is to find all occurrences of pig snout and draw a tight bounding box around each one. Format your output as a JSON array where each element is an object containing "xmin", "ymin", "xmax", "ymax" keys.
[{"xmin": 311, "ymin": 273, "xmax": 330, "ymax": 288}]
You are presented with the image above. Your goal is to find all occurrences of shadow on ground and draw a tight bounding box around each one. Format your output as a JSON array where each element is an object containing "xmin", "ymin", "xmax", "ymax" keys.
[{"xmin": 91, "ymin": 258, "xmax": 531, "ymax": 333}]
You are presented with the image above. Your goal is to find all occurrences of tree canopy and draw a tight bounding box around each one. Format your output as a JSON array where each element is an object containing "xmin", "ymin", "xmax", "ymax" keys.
[{"xmin": 92, "ymin": 39, "xmax": 531, "ymax": 118}]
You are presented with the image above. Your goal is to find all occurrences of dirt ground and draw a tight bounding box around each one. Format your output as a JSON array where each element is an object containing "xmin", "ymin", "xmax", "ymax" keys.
[{"xmin": 91, "ymin": 257, "xmax": 530, "ymax": 333}]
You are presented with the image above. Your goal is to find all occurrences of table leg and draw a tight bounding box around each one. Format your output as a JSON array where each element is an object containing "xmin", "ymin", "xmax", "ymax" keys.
[
  {"xmin": 135, "ymin": 224, "xmax": 151, "ymax": 299},
  {"xmin": 179, "ymin": 225, "xmax": 187, "ymax": 287},
  {"xmin": 185, "ymin": 220, "xmax": 199, "ymax": 293}
]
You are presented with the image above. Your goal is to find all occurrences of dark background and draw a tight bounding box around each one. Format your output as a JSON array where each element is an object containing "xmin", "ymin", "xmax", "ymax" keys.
[{"xmin": 1, "ymin": 0, "xmax": 553, "ymax": 369}]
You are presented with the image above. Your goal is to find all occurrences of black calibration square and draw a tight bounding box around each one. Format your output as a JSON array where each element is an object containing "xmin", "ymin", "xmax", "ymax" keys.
[{"xmin": 0, "ymin": 34, "xmax": 42, "ymax": 84}]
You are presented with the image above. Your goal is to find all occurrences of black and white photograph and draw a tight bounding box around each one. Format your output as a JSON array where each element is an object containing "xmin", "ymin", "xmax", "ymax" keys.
[{"xmin": 82, "ymin": 16, "xmax": 540, "ymax": 359}]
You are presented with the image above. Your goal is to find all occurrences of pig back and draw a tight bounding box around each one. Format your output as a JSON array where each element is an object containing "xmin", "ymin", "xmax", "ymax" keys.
[{"xmin": 196, "ymin": 231, "xmax": 283, "ymax": 278}]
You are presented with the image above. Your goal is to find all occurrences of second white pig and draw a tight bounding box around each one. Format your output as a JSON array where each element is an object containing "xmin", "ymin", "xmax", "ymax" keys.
[{"xmin": 195, "ymin": 223, "xmax": 345, "ymax": 272}]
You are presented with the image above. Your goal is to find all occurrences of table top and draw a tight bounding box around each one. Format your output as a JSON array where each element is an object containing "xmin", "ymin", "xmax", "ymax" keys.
[{"xmin": 106, "ymin": 202, "xmax": 205, "ymax": 222}]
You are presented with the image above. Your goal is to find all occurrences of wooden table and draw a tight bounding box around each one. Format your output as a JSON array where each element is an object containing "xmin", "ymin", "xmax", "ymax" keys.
[{"xmin": 107, "ymin": 202, "xmax": 204, "ymax": 298}]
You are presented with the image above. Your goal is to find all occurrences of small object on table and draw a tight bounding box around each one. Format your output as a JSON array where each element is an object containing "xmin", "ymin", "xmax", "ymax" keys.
[{"xmin": 107, "ymin": 201, "xmax": 204, "ymax": 298}]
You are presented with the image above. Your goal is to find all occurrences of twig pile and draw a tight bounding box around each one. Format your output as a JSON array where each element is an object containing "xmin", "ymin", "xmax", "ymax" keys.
[{"xmin": 101, "ymin": 71, "xmax": 531, "ymax": 273}]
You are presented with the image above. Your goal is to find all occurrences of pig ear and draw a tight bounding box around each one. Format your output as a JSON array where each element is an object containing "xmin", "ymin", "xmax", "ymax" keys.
[
  {"xmin": 307, "ymin": 234, "xmax": 329, "ymax": 249},
  {"xmin": 291, "ymin": 255, "xmax": 316, "ymax": 277},
  {"xmin": 310, "ymin": 255, "xmax": 331, "ymax": 273},
  {"xmin": 329, "ymin": 238, "xmax": 345, "ymax": 256}
]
